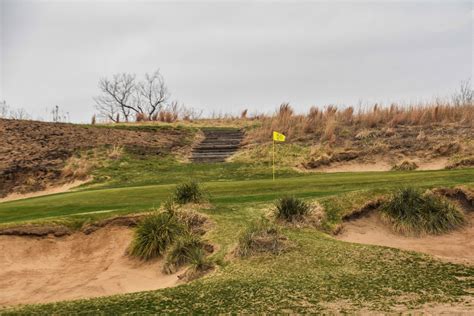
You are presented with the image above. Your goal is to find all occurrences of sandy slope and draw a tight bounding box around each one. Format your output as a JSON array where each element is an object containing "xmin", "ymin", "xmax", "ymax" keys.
[
  {"xmin": 337, "ymin": 212, "xmax": 474, "ymax": 265},
  {"xmin": 0, "ymin": 179, "xmax": 90, "ymax": 203},
  {"xmin": 0, "ymin": 226, "xmax": 182, "ymax": 307}
]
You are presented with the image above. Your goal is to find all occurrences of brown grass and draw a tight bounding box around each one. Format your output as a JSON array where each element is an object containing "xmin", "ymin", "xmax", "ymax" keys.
[{"xmin": 247, "ymin": 101, "xmax": 473, "ymax": 144}]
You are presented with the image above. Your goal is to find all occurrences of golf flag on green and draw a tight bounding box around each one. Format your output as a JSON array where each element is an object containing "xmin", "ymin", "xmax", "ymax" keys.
[
  {"xmin": 273, "ymin": 131, "xmax": 286, "ymax": 142},
  {"xmin": 272, "ymin": 131, "xmax": 286, "ymax": 181}
]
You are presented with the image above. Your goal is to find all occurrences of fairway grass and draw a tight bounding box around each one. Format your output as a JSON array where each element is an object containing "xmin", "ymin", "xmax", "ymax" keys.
[
  {"xmin": 1, "ymin": 164, "xmax": 473, "ymax": 314},
  {"xmin": 0, "ymin": 168, "xmax": 473, "ymax": 224}
]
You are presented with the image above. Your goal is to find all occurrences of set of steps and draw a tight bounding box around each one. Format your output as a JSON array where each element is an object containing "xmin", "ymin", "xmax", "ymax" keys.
[{"xmin": 191, "ymin": 128, "xmax": 244, "ymax": 163}]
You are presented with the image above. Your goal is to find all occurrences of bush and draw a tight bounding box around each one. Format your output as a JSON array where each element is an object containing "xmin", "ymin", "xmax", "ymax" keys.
[
  {"xmin": 275, "ymin": 196, "xmax": 310, "ymax": 221},
  {"xmin": 235, "ymin": 218, "xmax": 287, "ymax": 257},
  {"xmin": 174, "ymin": 181, "xmax": 204, "ymax": 204},
  {"xmin": 185, "ymin": 247, "xmax": 214, "ymax": 278},
  {"xmin": 381, "ymin": 187, "xmax": 465, "ymax": 235},
  {"xmin": 129, "ymin": 211, "xmax": 185, "ymax": 260},
  {"xmin": 391, "ymin": 161, "xmax": 418, "ymax": 171},
  {"xmin": 164, "ymin": 233, "xmax": 206, "ymax": 274}
]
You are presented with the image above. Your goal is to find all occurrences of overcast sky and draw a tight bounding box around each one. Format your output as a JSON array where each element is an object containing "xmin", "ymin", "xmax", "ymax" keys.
[{"xmin": 0, "ymin": 0, "xmax": 472, "ymax": 122}]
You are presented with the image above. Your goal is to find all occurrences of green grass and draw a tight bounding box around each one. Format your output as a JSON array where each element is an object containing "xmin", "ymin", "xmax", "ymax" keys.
[
  {"xmin": 275, "ymin": 196, "xmax": 310, "ymax": 221},
  {"xmin": 1, "ymin": 167, "xmax": 472, "ymax": 225},
  {"xmin": 174, "ymin": 181, "xmax": 205, "ymax": 204},
  {"xmin": 164, "ymin": 233, "xmax": 206, "ymax": 273},
  {"xmin": 1, "ymin": 158, "xmax": 474, "ymax": 314},
  {"xmin": 129, "ymin": 211, "xmax": 185, "ymax": 260},
  {"xmin": 380, "ymin": 187, "xmax": 466, "ymax": 235}
]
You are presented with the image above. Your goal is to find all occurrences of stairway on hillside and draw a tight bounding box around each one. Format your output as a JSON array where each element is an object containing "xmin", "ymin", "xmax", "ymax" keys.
[{"xmin": 190, "ymin": 129, "xmax": 244, "ymax": 163}]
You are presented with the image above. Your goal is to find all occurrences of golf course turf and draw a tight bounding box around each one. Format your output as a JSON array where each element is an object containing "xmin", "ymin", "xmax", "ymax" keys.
[{"xmin": 1, "ymin": 158, "xmax": 473, "ymax": 314}]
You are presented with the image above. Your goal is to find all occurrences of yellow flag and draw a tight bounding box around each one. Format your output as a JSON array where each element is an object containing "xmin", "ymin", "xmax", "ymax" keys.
[{"xmin": 273, "ymin": 131, "xmax": 286, "ymax": 142}]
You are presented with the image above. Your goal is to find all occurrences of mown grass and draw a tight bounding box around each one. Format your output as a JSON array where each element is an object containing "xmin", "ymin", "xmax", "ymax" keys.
[
  {"xmin": 1, "ymin": 159, "xmax": 474, "ymax": 314},
  {"xmin": 0, "ymin": 167, "xmax": 473, "ymax": 225}
]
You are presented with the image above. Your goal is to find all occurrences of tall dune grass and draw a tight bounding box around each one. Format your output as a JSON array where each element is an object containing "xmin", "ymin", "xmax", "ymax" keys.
[{"xmin": 248, "ymin": 100, "xmax": 473, "ymax": 144}]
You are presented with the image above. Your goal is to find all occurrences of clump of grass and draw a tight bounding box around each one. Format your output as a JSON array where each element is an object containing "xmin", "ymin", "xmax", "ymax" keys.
[
  {"xmin": 174, "ymin": 181, "xmax": 204, "ymax": 204},
  {"xmin": 163, "ymin": 233, "xmax": 207, "ymax": 274},
  {"xmin": 391, "ymin": 161, "xmax": 418, "ymax": 171},
  {"xmin": 380, "ymin": 187, "xmax": 465, "ymax": 235},
  {"xmin": 181, "ymin": 247, "xmax": 215, "ymax": 281},
  {"xmin": 129, "ymin": 211, "xmax": 185, "ymax": 260},
  {"xmin": 275, "ymin": 196, "xmax": 310, "ymax": 221},
  {"xmin": 235, "ymin": 218, "xmax": 288, "ymax": 257}
]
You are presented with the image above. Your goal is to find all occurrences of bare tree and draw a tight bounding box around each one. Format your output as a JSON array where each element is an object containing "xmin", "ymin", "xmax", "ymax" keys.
[
  {"xmin": 452, "ymin": 79, "xmax": 473, "ymax": 106},
  {"xmin": 0, "ymin": 100, "xmax": 8, "ymax": 118},
  {"xmin": 9, "ymin": 107, "xmax": 31, "ymax": 120},
  {"xmin": 94, "ymin": 73, "xmax": 137, "ymax": 122},
  {"xmin": 138, "ymin": 69, "xmax": 169, "ymax": 117}
]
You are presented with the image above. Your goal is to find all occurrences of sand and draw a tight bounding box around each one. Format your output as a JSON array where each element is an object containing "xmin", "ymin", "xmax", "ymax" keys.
[
  {"xmin": 337, "ymin": 212, "xmax": 474, "ymax": 265},
  {"xmin": 316, "ymin": 158, "xmax": 448, "ymax": 173},
  {"xmin": 0, "ymin": 226, "xmax": 182, "ymax": 307},
  {"xmin": 0, "ymin": 179, "xmax": 90, "ymax": 203}
]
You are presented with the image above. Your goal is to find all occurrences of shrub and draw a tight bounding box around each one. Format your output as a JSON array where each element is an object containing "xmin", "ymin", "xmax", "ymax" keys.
[
  {"xmin": 163, "ymin": 233, "xmax": 206, "ymax": 274},
  {"xmin": 174, "ymin": 181, "xmax": 204, "ymax": 204},
  {"xmin": 235, "ymin": 218, "xmax": 287, "ymax": 257},
  {"xmin": 391, "ymin": 161, "xmax": 418, "ymax": 171},
  {"xmin": 129, "ymin": 211, "xmax": 185, "ymax": 260},
  {"xmin": 275, "ymin": 196, "xmax": 310, "ymax": 221},
  {"xmin": 380, "ymin": 187, "xmax": 465, "ymax": 235}
]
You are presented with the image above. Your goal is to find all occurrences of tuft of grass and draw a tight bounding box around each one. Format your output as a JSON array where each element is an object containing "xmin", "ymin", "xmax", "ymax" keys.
[
  {"xmin": 391, "ymin": 161, "xmax": 418, "ymax": 171},
  {"xmin": 183, "ymin": 247, "xmax": 215, "ymax": 281},
  {"xmin": 174, "ymin": 181, "xmax": 204, "ymax": 204},
  {"xmin": 275, "ymin": 196, "xmax": 310, "ymax": 221},
  {"xmin": 235, "ymin": 217, "xmax": 287, "ymax": 257},
  {"xmin": 163, "ymin": 233, "xmax": 206, "ymax": 274},
  {"xmin": 129, "ymin": 211, "xmax": 185, "ymax": 260},
  {"xmin": 380, "ymin": 187, "xmax": 465, "ymax": 235}
]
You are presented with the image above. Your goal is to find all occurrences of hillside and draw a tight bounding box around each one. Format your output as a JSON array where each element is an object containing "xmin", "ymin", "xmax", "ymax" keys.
[{"xmin": 0, "ymin": 119, "xmax": 194, "ymax": 198}]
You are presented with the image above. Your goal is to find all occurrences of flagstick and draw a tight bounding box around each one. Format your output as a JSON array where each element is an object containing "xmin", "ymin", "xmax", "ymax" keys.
[{"xmin": 272, "ymin": 138, "xmax": 275, "ymax": 181}]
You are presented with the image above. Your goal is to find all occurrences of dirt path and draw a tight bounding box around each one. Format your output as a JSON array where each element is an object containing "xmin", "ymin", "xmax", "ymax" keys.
[
  {"xmin": 0, "ymin": 226, "xmax": 182, "ymax": 307},
  {"xmin": 337, "ymin": 212, "xmax": 474, "ymax": 265}
]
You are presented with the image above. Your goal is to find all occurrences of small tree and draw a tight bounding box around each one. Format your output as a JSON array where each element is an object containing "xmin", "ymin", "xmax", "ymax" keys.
[
  {"xmin": 94, "ymin": 73, "xmax": 136, "ymax": 122},
  {"xmin": 138, "ymin": 69, "xmax": 169, "ymax": 118},
  {"xmin": 94, "ymin": 69, "xmax": 169, "ymax": 123}
]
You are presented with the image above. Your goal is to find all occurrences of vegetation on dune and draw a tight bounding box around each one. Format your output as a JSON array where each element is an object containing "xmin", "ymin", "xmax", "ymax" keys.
[
  {"xmin": 391, "ymin": 160, "xmax": 418, "ymax": 171},
  {"xmin": 180, "ymin": 247, "xmax": 215, "ymax": 281},
  {"xmin": 163, "ymin": 232, "xmax": 209, "ymax": 274},
  {"xmin": 235, "ymin": 217, "xmax": 288, "ymax": 257},
  {"xmin": 174, "ymin": 181, "xmax": 205, "ymax": 204},
  {"xmin": 129, "ymin": 211, "xmax": 185, "ymax": 260},
  {"xmin": 274, "ymin": 196, "xmax": 310, "ymax": 222},
  {"xmin": 380, "ymin": 187, "xmax": 465, "ymax": 235}
]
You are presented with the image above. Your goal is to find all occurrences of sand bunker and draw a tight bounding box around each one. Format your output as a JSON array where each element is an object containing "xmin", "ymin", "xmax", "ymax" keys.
[
  {"xmin": 337, "ymin": 212, "xmax": 474, "ymax": 265},
  {"xmin": 316, "ymin": 158, "xmax": 448, "ymax": 173},
  {"xmin": 0, "ymin": 226, "xmax": 181, "ymax": 307},
  {"xmin": 0, "ymin": 179, "xmax": 89, "ymax": 203}
]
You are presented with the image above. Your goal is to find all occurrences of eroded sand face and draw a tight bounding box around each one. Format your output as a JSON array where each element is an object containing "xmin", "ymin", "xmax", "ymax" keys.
[
  {"xmin": 0, "ymin": 227, "xmax": 181, "ymax": 307},
  {"xmin": 0, "ymin": 179, "xmax": 89, "ymax": 203},
  {"xmin": 337, "ymin": 212, "xmax": 474, "ymax": 265}
]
